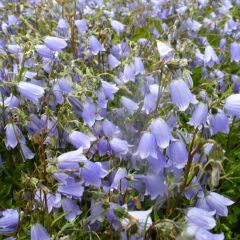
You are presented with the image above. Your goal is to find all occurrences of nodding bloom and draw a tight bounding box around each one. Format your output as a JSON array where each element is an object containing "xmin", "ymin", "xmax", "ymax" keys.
[
  {"xmin": 75, "ymin": 19, "xmax": 88, "ymax": 35},
  {"xmin": 17, "ymin": 82, "xmax": 44, "ymax": 105},
  {"xmin": 196, "ymin": 191, "xmax": 234, "ymax": 217},
  {"xmin": 89, "ymin": 36, "xmax": 105, "ymax": 55},
  {"xmin": 57, "ymin": 180, "xmax": 84, "ymax": 199},
  {"xmin": 61, "ymin": 198, "xmax": 82, "ymax": 222},
  {"xmin": 189, "ymin": 103, "xmax": 208, "ymax": 128},
  {"xmin": 108, "ymin": 54, "xmax": 120, "ymax": 69},
  {"xmin": 44, "ymin": 36, "xmax": 67, "ymax": 51},
  {"xmin": 145, "ymin": 174, "xmax": 166, "ymax": 199},
  {"xmin": 110, "ymin": 19, "xmax": 125, "ymax": 35},
  {"xmin": 5, "ymin": 123, "xmax": 25, "ymax": 149},
  {"xmin": 109, "ymin": 137, "xmax": 129, "ymax": 156},
  {"xmin": 123, "ymin": 64, "xmax": 135, "ymax": 82},
  {"xmin": 134, "ymin": 57, "xmax": 145, "ymax": 75},
  {"xmin": 156, "ymin": 41, "xmax": 174, "ymax": 62},
  {"xmin": 121, "ymin": 96, "xmax": 139, "ymax": 115},
  {"xmin": 0, "ymin": 209, "xmax": 19, "ymax": 234},
  {"xmin": 224, "ymin": 94, "xmax": 240, "ymax": 116},
  {"xmin": 230, "ymin": 42, "xmax": 240, "ymax": 62},
  {"xmin": 209, "ymin": 111, "xmax": 229, "ymax": 135},
  {"xmin": 168, "ymin": 140, "xmax": 188, "ymax": 169},
  {"xmin": 185, "ymin": 207, "xmax": 224, "ymax": 240},
  {"xmin": 170, "ymin": 79, "xmax": 198, "ymax": 111},
  {"xmin": 150, "ymin": 118, "xmax": 173, "ymax": 149},
  {"xmin": 204, "ymin": 45, "xmax": 219, "ymax": 67},
  {"xmin": 35, "ymin": 45, "xmax": 54, "ymax": 59},
  {"xmin": 31, "ymin": 223, "xmax": 50, "ymax": 240},
  {"xmin": 100, "ymin": 80, "xmax": 119, "ymax": 100},
  {"xmin": 69, "ymin": 131, "xmax": 95, "ymax": 150},
  {"xmin": 136, "ymin": 132, "xmax": 157, "ymax": 159}
]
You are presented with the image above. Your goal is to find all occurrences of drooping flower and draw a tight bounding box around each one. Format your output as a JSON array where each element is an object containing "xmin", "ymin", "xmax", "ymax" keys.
[
  {"xmin": 0, "ymin": 209, "xmax": 19, "ymax": 235},
  {"xmin": 123, "ymin": 64, "xmax": 135, "ymax": 82},
  {"xmin": 204, "ymin": 45, "xmax": 219, "ymax": 67},
  {"xmin": 17, "ymin": 82, "xmax": 44, "ymax": 105},
  {"xmin": 102, "ymin": 119, "xmax": 118, "ymax": 137},
  {"xmin": 230, "ymin": 42, "xmax": 240, "ymax": 62},
  {"xmin": 58, "ymin": 180, "xmax": 84, "ymax": 199},
  {"xmin": 145, "ymin": 174, "xmax": 166, "ymax": 199},
  {"xmin": 170, "ymin": 79, "xmax": 198, "ymax": 111},
  {"xmin": 89, "ymin": 36, "xmax": 105, "ymax": 55},
  {"xmin": 100, "ymin": 80, "xmax": 119, "ymax": 100},
  {"xmin": 150, "ymin": 118, "xmax": 173, "ymax": 148},
  {"xmin": 121, "ymin": 96, "xmax": 138, "ymax": 115},
  {"xmin": 35, "ymin": 45, "xmax": 54, "ymax": 59},
  {"xmin": 110, "ymin": 19, "xmax": 125, "ymax": 35},
  {"xmin": 196, "ymin": 192, "xmax": 234, "ymax": 217},
  {"xmin": 134, "ymin": 57, "xmax": 145, "ymax": 75},
  {"xmin": 57, "ymin": 148, "xmax": 87, "ymax": 163},
  {"xmin": 168, "ymin": 140, "xmax": 188, "ymax": 168},
  {"xmin": 61, "ymin": 198, "xmax": 82, "ymax": 222},
  {"xmin": 209, "ymin": 111, "xmax": 229, "ymax": 135},
  {"xmin": 136, "ymin": 132, "xmax": 157, "ymax": 159},
  {"xmin": 156, "ymin": 41, "xmax": 174, "ymax": 62},
  {"xmin": 69, "ymin": 131, "xmax": 95, "ymax": 150},
  {"xmin": 108, "ymin": 54, "xmax": 120, "ymax": 69},
  {"xmin": 75, "ymin": 19, "xmax": 88, "ymax": 35},
  {"xmin": 44, "ymin": 36, "xmax": 67, "ymax": 51},
  {"xmin": 109, "ymin": 137, "xmax": 129, "ymax": 156},
  {"xmin": 5, "ymin": 123, "xmax": 25, "ymax": 149},
  {"xmin": 31, "ymin": 223, "xmax": 50, "ymax": 240},
  {"xmin": 189, "ymin": 103, "xmax": 208, "ymax": 127},
  {"xmin": 224, "ymin": 94, "xmax": 240, "ymax": 116}
]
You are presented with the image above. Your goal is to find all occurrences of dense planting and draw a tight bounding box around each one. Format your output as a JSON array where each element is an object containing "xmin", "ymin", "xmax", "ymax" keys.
[{"xmin": 0, "ymin": 0, "xmax": 240, "ymax": 239}]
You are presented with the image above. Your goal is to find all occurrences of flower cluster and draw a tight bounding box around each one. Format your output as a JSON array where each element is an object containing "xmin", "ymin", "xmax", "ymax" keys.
[{"xmin": 0, "ymin": 0, "xmax": 239, "ymax": 239}]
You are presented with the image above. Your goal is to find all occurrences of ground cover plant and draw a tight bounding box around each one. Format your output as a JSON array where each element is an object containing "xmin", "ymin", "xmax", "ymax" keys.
[{"xmin": 0, "ymin": 0, "xmax": 240, "ymax": 239}]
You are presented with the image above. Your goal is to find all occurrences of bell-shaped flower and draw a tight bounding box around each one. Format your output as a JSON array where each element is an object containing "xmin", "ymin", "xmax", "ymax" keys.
[
  {"xmin": 150, "ymin": 118, "xmax": 173, "ymax": 148},
  {"xmin": 75, "ymin": 19, "xmax": 88, "ymax": 35},
  {"xmin": 189, "ymin": 103, "xmax": 208, "ymax": 128},
  {"xmin": 69, "ymin": 131, "xmax": 95, "ymax": 150},
  {"xmin": 44, "ymin": 36, "xmax": 67, "ymax": 51},
  {"xmin": 61, "ymin": 198, "xmax": 82, "ymax": 222},
  {"xmin": 123, "ymin": 64, "xmax": 135, "ymax": 82},
  {"xmin": 186, "ymin": 207, "xmax": 216, "ymax": 230},
  {"xmin": 134, "ymin": 57, "xmax": 145, "ymax": 75},
  {"xmin": 136, "ymin": 132, "xmax": 157, "ymax": 159},
  {"xmin": 230, "ymin": 42, "xmax": 240, "ymax": 62},
  {"xmin": 58, "ymin": 180, "xmax": 84, "ymax": 199},
  {"xmin": 80, "ymin": 160, "xmax": 107, "ymax": 187},
  {"xmin": 209, "ymin": 111, "xmax": 229, "ymax": 135},
  {"xmin": 224, "ymin": 94, "xmax": 240, "ymax": 116},
  {"xmin": 170, "ymin": 79, "xmax": 197, "ymax": 111},
  {"xmin": 35, "ymin": 45, "xmax": 54, "ymax": 59},
  {"xmin": 5, "ymin": 123, "xmax": 25, "ymax": 149},
  {"xmin": 194, "ymin": 228, "xmax": 224, "ymax": 240},
  {"xmin": 20, "ymin": 143, "xmax": 35, "ymax": 160},
  {"xmin": 110, "ymin": 168, "xmax": 128, "ymax": 191},
  {"xmin": 109, "ymin": 137, "xmax": 129, "ymax": 156},
  {"xmin": 101, "ymin": 80, "xmax": 119, "ymax": 100},
  {"xmin": 156, "ymin": 41, "xmax": 174, "ymax": 62},
  {"xmin": 0, "ymin": 209, "xmax": 19, "ymax": 234},
  {"xmin": 197, "ymin": 192, "xmax": 234, "ymax": 217},
  {"xmin": 17, "ymin": 82, "xmax": 44, "ymax": 105},
  {"xmin": 110, "ymin": 19, "xmax": 125, "ymax": 35},
  {"xmin": 204, "ymin": 45, "xmax": 219, "ymax": 67},
  {"xmin": 108, "ymin": 54, "xmax": 120, "ymax": 69},
  {"xmin": 31, "ymin": 223, "xmax": 50, "ymax": 240},
  {"xmin": 168, "ymin": 140, "xmax": 188, "ymax": 169},
  {"xmin": 102, "ymin": 119, "xmax": 118, "ymax": 137},
  {"xmin": 57, "ymin": 148, "xmax": 87, "ymax": 163},
  {"xmin": 145, "ymin": 174, "xmax": 166, "ymax": 199},
  {"xmin": 89, "ymin": 36, "xmax": 105, "ymax": 55},
  {"xmin": 82, "ymin": 98, "xmax": 96, "ymax": 127},
  {"xmin": 121, "ymin": 96, "xmax": 138, "ymax": 115}
]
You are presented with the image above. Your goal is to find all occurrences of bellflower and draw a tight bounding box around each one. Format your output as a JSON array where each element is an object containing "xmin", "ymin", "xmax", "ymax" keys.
[
  {"xmin": 0, "ymin": 209, "xmax": 19, "ymax": 234},
  {"xmin": 170, "ymin": 79, "xmax": 197, "ymax": 111},
  {"xmin": 44, "ymin": 36, "xmax": 67, "ymax": 51},
  {"xmin": 100, "ymin": 80, "xmax": 119, "ymax": 100},
  {"xmin": 61, "ymin": 198, "xmax": 82, "ymax": 222},
  {"xmin": 31, "ymin": 223, "xmax": 50, "ymax": 240},
  {"xmin": 58, "ymin": 180, "xmax": 84, "ymax": 199},
  {"xmin": 136, "ymin": 132, "xmax": 157, "ymax": 159},
  {"xmin": 75, "ymin": 19, "xmax": 88, "ymax": 35},
  {"xmin": 89, "ymin": 36, "xmax": 105, "ymax": 55},
  {"xmin": 224, "ymin": 94, "xmax": 240, "ymax": 116},
  {"xmin": 109, "ymin": 137, "xmax": 129, "ymax": 156},
  {"xmin": 230, "ymin": 42, "xmax": 240, "ymax": 62},
  {"xmin": 69, "ymin": 131, "xmax": 95, "ymax": 150},
  {"xmin": 168, "ymin": 140, "xmax": 188, "ymax": 169},
  {"xmin": 110, "ymin": 19, "xmax": 125, "ymax": 35},
  {"xmin": 204, "ymin": 45, "xmax": 219, "ymax": 67},
  {"xmin": 150, "ymin": 118, "xmax": 173, "ymax": 148},
  {"xmin": 156, "ymin": 41, "xmax": 174, "ymax": 62},
  {"xmin": 209, "ymin": 111, "xmax": 229, "ymax": 135},
  {"xmin": 108, "ymin": 54, "xmax": 120, "ymax": 69},
  {"xmin": 196, "ymin": 191, "xmax": 234, "ymax": 217},
  {"xmin": 17, "ymin": 82, "xmax": 44, "ymax": 105},
  {"xmin": 189, "ymin": 103, "xmax": 208, "ymax": 127},
  {"xmin": 5, "ymin": 123, "xmax": 25, "ymax": 149},
  {"xmin": 134, "ymin": 57, "xmax": 145, "ymax": 75},
  {"xmin": 123, "ymin": 64, "xmax": 135, "ymax": 82},
  {"xmin": 120, "ymin": 96, "xmax": 138, "ymax": 115}
]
